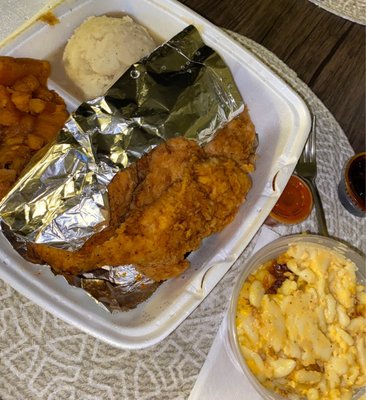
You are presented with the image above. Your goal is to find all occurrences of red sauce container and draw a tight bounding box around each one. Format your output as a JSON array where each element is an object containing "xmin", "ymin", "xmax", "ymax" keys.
[
  {"xmin": 265, "ymin": 174, "xmax": 313, "ymax": 226},
  {"xmin": 338, "ymin": 152, "xmax": 366, "ymax": 218}
]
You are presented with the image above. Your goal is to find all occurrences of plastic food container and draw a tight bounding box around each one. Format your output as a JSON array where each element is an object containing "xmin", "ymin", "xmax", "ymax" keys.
[
  {"xmin": 338, "ymin": 152, "xmax": 366, "ymax": 218},
  {"xmin": 265, "ymin": 174, "xmax": 313, "ymax": 226},
  {"xmin": 227, "ymin": 234, "xmax": 365, "ymax": 400}
]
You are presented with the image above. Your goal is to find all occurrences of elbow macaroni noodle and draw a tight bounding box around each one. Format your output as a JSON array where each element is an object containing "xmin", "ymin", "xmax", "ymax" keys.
[{"xmin": 236, "ymin": 244, "xmax": 366, "ymax": 400}]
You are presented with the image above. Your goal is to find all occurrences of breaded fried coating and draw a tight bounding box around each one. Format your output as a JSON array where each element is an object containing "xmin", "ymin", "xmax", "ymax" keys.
[
  {"xmin": 28, "ymin": 108, "xmax": 257, "ymax": 281},
  {"xmin": 204, "ymin": 107, "xmax": 256, "ymax": 171}
]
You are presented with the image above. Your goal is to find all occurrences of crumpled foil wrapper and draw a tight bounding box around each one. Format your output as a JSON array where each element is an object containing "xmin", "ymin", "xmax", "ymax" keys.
[{"xmin": 0, "ymin": 25, "xmax": 244, "ymax": 311}]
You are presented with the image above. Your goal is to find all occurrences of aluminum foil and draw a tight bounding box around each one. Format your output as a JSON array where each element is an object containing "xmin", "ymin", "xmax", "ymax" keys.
[
  {"xmin": 65, "ymin": 265, "xmax": 161, "ymax": 312},
  {"xmin": 0, "ymin": 25, "xmax": 244, "ymax": 311}
]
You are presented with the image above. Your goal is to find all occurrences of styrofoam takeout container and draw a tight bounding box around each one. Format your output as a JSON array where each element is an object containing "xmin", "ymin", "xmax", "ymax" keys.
[{"xmin": 0, "ymin": 0, "xmax": 311, "ymax": 349}]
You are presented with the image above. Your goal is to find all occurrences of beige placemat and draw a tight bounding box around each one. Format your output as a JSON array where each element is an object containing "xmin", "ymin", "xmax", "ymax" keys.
[
  {"xmin": 1, "ymin": 31, "xmax": 365, "ymax": 400},
  {"xmin": 308, "ymin": 0, "xmax": 366, "ymax": 24}
]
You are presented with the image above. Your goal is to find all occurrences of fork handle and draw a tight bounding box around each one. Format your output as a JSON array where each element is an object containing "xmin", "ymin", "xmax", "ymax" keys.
[{"xmin": 303, "ymin": 177, "xmax": 329, "ymax": 237}]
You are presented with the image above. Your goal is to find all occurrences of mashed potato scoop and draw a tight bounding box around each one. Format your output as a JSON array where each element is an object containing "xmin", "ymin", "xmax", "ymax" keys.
[{"xmin": 63, "ymin": 15, "xmax": 156, "ymax": 99}]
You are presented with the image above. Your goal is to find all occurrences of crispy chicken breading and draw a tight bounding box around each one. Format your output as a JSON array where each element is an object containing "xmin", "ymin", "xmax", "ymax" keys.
[{"xmin": 28, "ymin": 108, "xmax": 257, "ymax": 281}]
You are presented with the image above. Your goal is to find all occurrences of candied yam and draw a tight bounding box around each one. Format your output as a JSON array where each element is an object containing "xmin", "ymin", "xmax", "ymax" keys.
[
  {"xmin": 33, "ymin": 112, "xmax": 65, "ymax": 141},
  {"xmin": 29, "ymin": 98, "xmax": 46, "ymax": 114},
  {"xmin": 11, "ymin": 91, "xmax": 31, "ymax": 112},
  {"xmin": 0, "ymin": 143, "xmax": 31, "ymax": 161},
  {"xmin": 0, "ymin": 177, "xmax": 16, "ymax": 199},
  {"xmin": 0, "ymin": 56, "xmax": 68, "ymax": 199},
  {"xmin": 52, "ymin": 90, "xmax": 67, "ymax": 105},
  {"xmin": 0, "ymin": 57, "xmax": 50, "ymax": 86},
  {"xmin": 5, "ymin": 147, "xmax": 31, "ymax": 172},
  {"xmin": 0, "ymin": 168, "xmax": 16, "ymax": 182},
  {"xmin": 55, "ymin": 104, "xmax": 67, "ymax": 113},
  {"xmin": 42, "ymin": 101, "xmax": 56, "ymax": 114},
  {"xmin": 3, "ymin": 134, "xmax": 25, "ymax": 146},
  {"xmin": 26, "ymin": 133, "xmax": 44, "ymax": 150},
  {"xmin": 0, "ymin": 85, "xmax": 11, "ymax": 108},
  {"xmin": 0, "ymin": 168, "xmax": 17, "ymax": 199},
  {"xmin": 34, "ymin": 86, "xmax": 54, "ymax": 102},
  {"xmin": 12, "ymin": 74, "xmax": 40, "ymax": 93},
  {"xmin": 0, "ymin": 109, "xmax": 20, "ymax": 126},
  {"xmin": 19, "ymin": 114, "xmax": 35, "ymax": 133}
]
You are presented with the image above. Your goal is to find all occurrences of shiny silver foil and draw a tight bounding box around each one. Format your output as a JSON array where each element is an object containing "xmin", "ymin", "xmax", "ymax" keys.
[{"xmin": 0, "ymin": 25, "xmax": 243, "ymax": 311}]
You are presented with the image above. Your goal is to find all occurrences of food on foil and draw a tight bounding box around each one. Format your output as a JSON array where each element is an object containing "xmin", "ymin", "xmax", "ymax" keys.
[
  {"xmin": 0, "ymin": 25, "xmax": 249, "ymax": 310},
  {"xmin": 0, "ymin": 25, "xmax": 244, "ymax": 247},
  {"xmin": 63, "ymin": 15, "xmax": 156, "ymax": 99},
  {"xmin": 28, "ymin": 108, "xmax": 257, "ymax": 282},
  {"xmin": 236, "ymin": 243, "xmax": 366, "ymax": 400},
  {"xmin": 0, "ymin": 56, "xmax": 68, "ymax": 199}
]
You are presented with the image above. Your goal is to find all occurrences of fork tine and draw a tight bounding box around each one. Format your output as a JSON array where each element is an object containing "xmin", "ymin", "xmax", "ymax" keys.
[
  {"xmin": 294, "ymin": 114, "xmax": 328, "ymax": 236},
  {"xmin": 303, "ymin": 140, "xmax": 310, "ymax": 163},
  {"xmin": 302, "ymin": 115, "xmax": 316, "ymax": 163},
  {"xmin": 303, "ymin": 138, "xmax": 311, "ymax": 163},
  {"xmin": 309, "ymin": 115, "xmax": 316, "ymax": 161}
]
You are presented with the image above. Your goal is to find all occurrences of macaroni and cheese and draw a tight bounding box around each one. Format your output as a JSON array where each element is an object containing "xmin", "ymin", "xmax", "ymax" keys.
[{"xmin": 236, "ymin": 243, "xmax": 366, "ymax": 400}]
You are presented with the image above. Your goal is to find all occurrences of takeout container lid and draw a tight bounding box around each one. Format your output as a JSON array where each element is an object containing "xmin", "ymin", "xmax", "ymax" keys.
[
  {"xmin": 227, "ymin": 234, "xmax": 365, "ymax": 400},
  {"xmin": 0, "ymin": 0, "xmax": 311, "ymax": 349}
]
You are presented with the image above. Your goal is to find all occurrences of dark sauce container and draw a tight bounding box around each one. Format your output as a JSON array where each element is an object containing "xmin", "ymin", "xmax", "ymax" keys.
[{"xmin": 338, "ymin": 152, "xmax": 366, "ymax": 217}]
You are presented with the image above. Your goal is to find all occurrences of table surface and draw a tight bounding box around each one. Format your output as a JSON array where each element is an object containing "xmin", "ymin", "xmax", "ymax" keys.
[{"xmin": 179, "ymin": 0, "xmax": 366, "ymax": 153}]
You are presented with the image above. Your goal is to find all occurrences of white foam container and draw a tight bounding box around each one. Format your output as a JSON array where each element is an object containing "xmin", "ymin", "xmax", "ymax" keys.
[{"xmin": 0, "ymin": 0, "xmax": 311, "ymax": 349}]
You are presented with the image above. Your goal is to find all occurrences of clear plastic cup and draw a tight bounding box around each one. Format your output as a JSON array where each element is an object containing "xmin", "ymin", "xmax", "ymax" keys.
[
  {"xmin": 227, "ymin": 234, "xmax": 365, "ymax": 400},
  {"xmin": 265, "ymin": 175, "xmax": 313, "ymax": 227}
]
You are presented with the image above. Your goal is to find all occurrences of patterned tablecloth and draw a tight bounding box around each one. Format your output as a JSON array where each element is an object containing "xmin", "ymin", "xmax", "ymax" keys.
[
  {"xmin": 308, "ymin": 0, "xmax": 366, "ymax": 24},
  {"xmin": 1, "ymin": 26, "xmax": 365, "ymax": 400}
]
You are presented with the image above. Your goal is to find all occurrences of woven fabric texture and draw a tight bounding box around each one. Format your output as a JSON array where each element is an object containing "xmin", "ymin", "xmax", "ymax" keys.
[
  {"xmin": 0, "ymin": 32, "xmax": 365, "ymax": 400},
  {"xmin": 308, "ymin": 0, "xmax": 366, "ymax": 24}
]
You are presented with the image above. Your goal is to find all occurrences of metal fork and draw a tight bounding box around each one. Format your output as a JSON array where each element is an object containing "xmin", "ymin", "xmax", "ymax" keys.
[{"xmin": 295, "ymin": 116, "xmax": 329, "ymax": 236}]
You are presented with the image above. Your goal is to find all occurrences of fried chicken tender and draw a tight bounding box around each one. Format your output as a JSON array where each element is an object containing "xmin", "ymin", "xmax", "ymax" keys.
[{"xmin": 28, "ymin": 108, "xmax": 257, "ymax": 281}]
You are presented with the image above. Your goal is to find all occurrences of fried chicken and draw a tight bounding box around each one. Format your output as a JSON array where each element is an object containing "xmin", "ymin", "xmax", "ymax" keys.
[{"xmin": 28, "ymin": 107, "xmax": 257, "ymax": 281}]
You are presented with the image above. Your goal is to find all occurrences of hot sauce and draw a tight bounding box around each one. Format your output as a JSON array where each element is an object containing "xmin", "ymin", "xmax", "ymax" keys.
[{"xmin": 266, "ymin": 175, "xmax": 313, "ymax": 225}]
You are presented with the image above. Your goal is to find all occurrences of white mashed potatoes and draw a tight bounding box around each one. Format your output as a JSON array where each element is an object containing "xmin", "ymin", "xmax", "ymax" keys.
[{"xmin": 63, "ymin": 15, "xmax": 156, "ymax": 99}]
